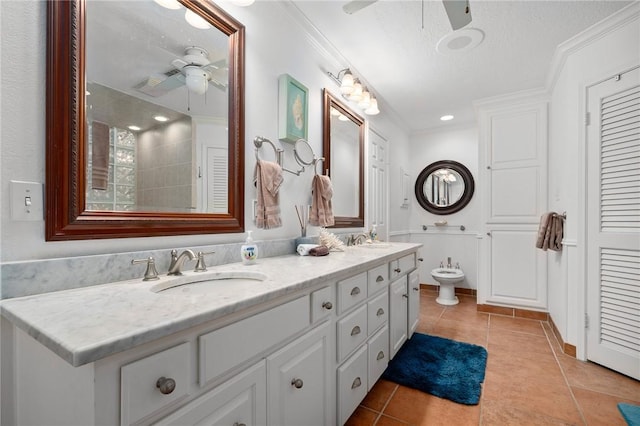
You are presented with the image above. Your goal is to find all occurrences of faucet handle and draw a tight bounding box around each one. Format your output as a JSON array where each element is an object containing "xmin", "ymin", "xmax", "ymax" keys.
[
  {"xmin": 131, "ymin": 257, "xmax": 160, "ymax": 281},
  {"xmin": 194, "ymin": 251, "xmax": 216, "ymax": 272}
]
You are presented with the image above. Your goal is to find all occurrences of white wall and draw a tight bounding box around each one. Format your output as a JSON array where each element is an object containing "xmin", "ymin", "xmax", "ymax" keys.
[
  {"xmin": 407, "ymin": 126, "xmax": 480, "ymax": 289},
  {"xmin": 547, "ymin": 5, "xmax": 639, "ymax": 349},
  {"xmin": 0, "ymin": 1, "xmax": 409, "ymax": 263}
]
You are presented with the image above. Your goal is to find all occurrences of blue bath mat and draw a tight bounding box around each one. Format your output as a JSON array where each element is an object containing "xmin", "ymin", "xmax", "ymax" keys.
[
  {"xmin": 618, "ymin": 403, "xmax": 640, "ymax": 426},
  {"xmin": 382, "ymin": 333, "xmax": 488, "ymax": 405}
]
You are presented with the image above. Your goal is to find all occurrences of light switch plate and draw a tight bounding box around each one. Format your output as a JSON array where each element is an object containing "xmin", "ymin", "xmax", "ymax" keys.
[{"xmin": 10, "ymin": 180, "xmax": 43, "ymax": 221}]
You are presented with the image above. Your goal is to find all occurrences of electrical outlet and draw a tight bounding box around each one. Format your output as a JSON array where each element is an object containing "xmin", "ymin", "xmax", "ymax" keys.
[{"xmin": 10, "ymin": 180, "xmax": 43, "ymax": 221}]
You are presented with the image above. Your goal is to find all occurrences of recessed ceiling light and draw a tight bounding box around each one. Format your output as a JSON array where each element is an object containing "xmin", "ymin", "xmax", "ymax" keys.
[
  {"xmin": 440, "ymin": 115, "xmax": 454, "ymax": 121},
  {"xmin": 128, "ymin": 125, "xmax": 141, "ymax": 131},
  {"xmin": 154, "ymin": 115, "xmax": 169, "ymax": 122},
  {"xmin": 436, "ymin": 28, "xmax": 484, "ymax": 56}
]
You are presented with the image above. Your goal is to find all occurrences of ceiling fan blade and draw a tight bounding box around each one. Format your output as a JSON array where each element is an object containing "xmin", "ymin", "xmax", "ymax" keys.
[
  {"xmin": 171, "ymin": 58, "xmax": 188, "ymax": 70},
  {"xmin": 342, "ymin": 0, "xmax": 378, "ymax": 15},
  {"xmin": 442, "ymin": 0, "xmax": 472, "ymax": 31}
]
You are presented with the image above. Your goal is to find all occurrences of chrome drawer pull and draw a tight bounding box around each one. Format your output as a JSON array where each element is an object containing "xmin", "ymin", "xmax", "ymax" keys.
[
  {"xmin": 376, "ymin": 275, "xmax": 384, "ymax": 282},
  {"xmin": 156, "ymin": 377, "xmax": 176, "ymax": 395},
  {"xmin": 291, "ymin": 378, "xmax": 304, "ymax": 389},
  {"xmin": 322, "ymin": 301, "xmax": 333, "ymax": 310},
  {"xmin": 413, "ymin": 287, "xmax": 419, "ymax": 291},
  {"xmin": 394, "ymin": 268, "xmax": 401, "ymax": 273},
  {"xmin": 351, "ymin": 377, "xmax": 362, "ymax": 389},
  {"xmin": 376, "ymin": 308, "xmax": 385, "ymax": 317},
  {"xmin": 402, "ymin": 294, "xmax": 408, "ymax": 299},
  {"xmin": 350, "ymin": 287, "xmax": 361, "ymax": 296},
  {"xmin": 351, "ymin": 325, "xmax": 361, "ymax": 336},
  {"xmin": 377, "ymin": 351, "xmax": 385, "ymax": 361},
  {"xmin": 418, "ymin": 257, "xmax": 424, "ymax": 262}
]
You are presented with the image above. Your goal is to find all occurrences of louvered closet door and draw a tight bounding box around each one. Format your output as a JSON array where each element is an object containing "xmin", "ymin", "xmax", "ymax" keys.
[
  {"xmin": 205, "ymin": 146, "xmax": 228, "ymax": 213},
  {"xmin": 586, "ymin": 67, "xmax": 640, "ymax": 380}
]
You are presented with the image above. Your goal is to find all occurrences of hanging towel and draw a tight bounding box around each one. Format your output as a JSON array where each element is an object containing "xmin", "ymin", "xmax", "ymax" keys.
[
  {"xmin": 254, "ymin": 159, "xmax": 283, "ymax": 229},
  {"xmin": 536, "ymin": 212, "xmax": 564, "ymax": 251},
  {"xmin": 91, "ymin": 121, "xmax": 110, "ymax": 190},
  {"xmin": 309, "ymin": 174, "xmax": 334, "ymax": 227}
]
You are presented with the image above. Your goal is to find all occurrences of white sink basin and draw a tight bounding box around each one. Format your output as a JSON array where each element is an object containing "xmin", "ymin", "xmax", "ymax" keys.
[{"xmin": 151, "ymin": 271, "xmax": 268, "ymax": 295}]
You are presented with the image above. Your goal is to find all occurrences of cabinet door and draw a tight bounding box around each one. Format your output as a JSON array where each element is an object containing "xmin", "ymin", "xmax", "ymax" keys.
[
  {"xmin": 389, "ymin": 277, "xmax": 408, "ymax": 359},
  {"xmin": 408, "ymin": 270, "xmax": 420, "ymax": 338},
  {"xmin": 267, "ymin": 322, "xmax": 332, "ymax": 426},
  {"xmin": 154, "ymin": 360, "xmax": 266, "ymax": 426}
]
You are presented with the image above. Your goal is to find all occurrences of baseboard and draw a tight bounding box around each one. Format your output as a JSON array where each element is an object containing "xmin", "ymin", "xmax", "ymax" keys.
[
  {"xmin": 476, "ymin": 304, "xmax": 549, "ymax": 321},
  {"xmin": 549, "ymin": 315, "xmax": 577, "ymax": 358},
  {"xmin": 420, "ymin": 284, "xmax": 476, "ymax": 296}
]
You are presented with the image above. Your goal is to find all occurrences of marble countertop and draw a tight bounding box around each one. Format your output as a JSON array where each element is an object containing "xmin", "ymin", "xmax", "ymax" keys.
[{"xmin": 0, "ymin": 243, "xmax": 421, "ymax": 367}]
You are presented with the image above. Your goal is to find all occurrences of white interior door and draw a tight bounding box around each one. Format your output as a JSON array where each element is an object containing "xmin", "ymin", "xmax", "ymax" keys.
[
  {"xmin": 586, "ymin": 67, "xmax": 640, "ymax": 380},
  {"xmin": 368, "ymin": 129, "xmax": 388, "ymax": 240}
]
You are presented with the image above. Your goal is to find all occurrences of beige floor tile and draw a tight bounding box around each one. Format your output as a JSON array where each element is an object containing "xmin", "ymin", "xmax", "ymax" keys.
[
  {"xmin": 571, "ymin": 386, "xmax": 636, "ymax": 426},
  {"xmin": 430, "ymin": 318, "xmax": 488, "ymax": 347},
  {"xmin": 374, "ymin": 414, "xmax": 411, "ymax": 425},
  {"xmin": 361, "ymin": 379, "xmax": 397, "ymax": 412},
  {"xmin": 344, "ymin": 406, "xmax": 379, "ymax": 426},
  {"xmin": 383, "ymin": 385, "xmax": 480, "ymax": 426},
  {"xmin": 480, "ymin": 399, "xmax": 579, "ymax": 425},
  {"xmin": 489, "ymin": 314, "xmax": 546, "ymax": 336},
  {"xmin": 487, "ymin": 329, "xmax": 556, "ymax": 360},
  {"xmin": 485, "ymin": 350, "xmax": 566, "ymax": 387}
]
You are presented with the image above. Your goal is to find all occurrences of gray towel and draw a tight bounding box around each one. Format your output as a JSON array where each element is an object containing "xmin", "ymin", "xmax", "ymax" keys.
[{"xmin": 536, "ymin": 212, "xmax": 563, "ymax": 251}]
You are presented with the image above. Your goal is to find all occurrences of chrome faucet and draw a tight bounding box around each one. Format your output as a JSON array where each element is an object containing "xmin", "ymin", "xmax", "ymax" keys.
[
  {"xmin": 168, "ymin": 249, "xmax": 196, "ymax": 275},
  {"xmin": 447, "ymin": 257, "xmax": 452, "ymax": 268},
  {"xmin": 347, "ymin": 233, "xmax": 369, "ymax": 246}
]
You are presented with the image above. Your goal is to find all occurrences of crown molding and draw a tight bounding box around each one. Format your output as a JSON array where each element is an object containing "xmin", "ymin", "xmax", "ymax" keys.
[
  {"xmin": 473, "ymin": 87, "xmax": 549, "ymax": 111},
  {"xmin": 545, "ymin": 2, "xmax": 640, "ymax": 92}
]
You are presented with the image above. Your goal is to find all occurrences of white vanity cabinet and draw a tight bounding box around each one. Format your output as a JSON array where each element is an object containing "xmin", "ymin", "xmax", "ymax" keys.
[{"xmin": 1, "ymin": 245, "xmax": 422, "ymax": 426}]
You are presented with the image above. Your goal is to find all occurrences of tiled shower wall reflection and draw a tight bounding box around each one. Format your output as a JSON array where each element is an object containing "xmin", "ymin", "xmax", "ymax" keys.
[{"xmin": 87, "ymin": 126, "xmax": 137, "ymax": 211}]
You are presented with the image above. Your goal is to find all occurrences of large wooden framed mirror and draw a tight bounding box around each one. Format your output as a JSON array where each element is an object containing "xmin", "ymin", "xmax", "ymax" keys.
[
  {"xmin": 322, "ymin": 89, "xmax": 364, "ymax": 228},
  {"xmin": 46, "ymin": 0, "xmax": 245, "ymax": 240}
]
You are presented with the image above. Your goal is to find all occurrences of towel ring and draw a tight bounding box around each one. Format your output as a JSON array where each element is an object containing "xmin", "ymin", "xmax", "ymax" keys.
[
  {"xmin": 254, "ymin": 136, "xmax": 283, "ymax": 164},
  {"xmin": 314, "ymin": 157, "xmax": 326, "ymax": 175}
]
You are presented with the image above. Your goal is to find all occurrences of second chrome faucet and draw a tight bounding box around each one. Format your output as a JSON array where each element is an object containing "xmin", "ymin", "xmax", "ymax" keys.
[{"xmin": 167, "ymin": 249, "xmax": 196, "ymax": 275}]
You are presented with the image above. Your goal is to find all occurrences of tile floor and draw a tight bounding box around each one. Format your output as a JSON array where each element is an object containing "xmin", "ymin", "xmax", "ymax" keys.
[{"xmin": 346, "ymin": 288, "xmax": 640, "ymax": 425}]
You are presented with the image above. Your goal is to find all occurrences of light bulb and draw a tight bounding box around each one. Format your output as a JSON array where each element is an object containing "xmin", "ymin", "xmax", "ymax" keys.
[
  {"xmin": 185, "ymin": 67, "xmax": 209, "ymax": 94},
  {"xmin": 348, "ymin": 81, "xmax": 363, "ymax": 102},
  {"xmin": 185, "ymin": 9, "xmax": 211, "ymax": 29},
  {"xmin": 358, "ymin": 89, "xmax": 371, "ymax": 109},
  {"xmin": 340, "ymin": 71, "xmax": 354, "ymax": 95},
  {"xmin": 365, "ymin": 98, "xmax": 380, "ymax": 115}
]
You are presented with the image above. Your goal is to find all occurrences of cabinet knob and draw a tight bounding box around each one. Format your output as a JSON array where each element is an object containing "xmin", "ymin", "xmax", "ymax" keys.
[
  {"xmin": 402, "ymin": 294, "xmax": 408, "ymax": 299},
  {"xmin": 413, "ymin": 287, "xmax": 419, "ymax": 292},
  {"xmin": 351, "ymin": 377, "xmax": 362, "ymax": 389},
  {"xmin": 486, "ymin": 232, "xmax": 491, "ymax": 237},
  {"xmin": 376, "ymin": 275, "xmax": 384, "ymax": 283},
  {"xmin": 291, "ymin": 378, "xmax": 304, "ymax": 389},
  {"xmin": 376, "ymin": 308, "xmax": 385, "ymax": 317},
  {"xmin": 376, "ymin": 351, "xmax": 385, "ymax": 361},
  {"xmin": 350, "ymin": 286, "xmax": 361, "ymax": 296},
  {"xmin": 322, "ymin": 301, "xmax": 333, "ymax": 310},
  {"xmin": 351, "ymin": 325, "xmax": 361, "ymax": 336},
  {"xmin": 156, "ymin": 377, "xmax": 176, "ymax": 395},
  {"xmin": 487, "ymin": 165, "xmax": 491, "ymax": 170},
  {"xmin": 418, "ymin": 257, "xmax": 424, "ymax": 262},
  {"xmin": 394, "ymin": 268, "xmax": 401, "ymax": 273}
]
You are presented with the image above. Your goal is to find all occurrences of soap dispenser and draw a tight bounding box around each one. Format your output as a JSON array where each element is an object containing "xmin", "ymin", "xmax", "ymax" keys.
[{"xmin": 241, "ymin": 230, "xmax": 258, "ymax": 265}]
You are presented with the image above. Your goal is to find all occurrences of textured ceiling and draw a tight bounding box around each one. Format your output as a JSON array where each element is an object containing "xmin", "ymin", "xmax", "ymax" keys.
[{"xmin": 291, "ymin": 0, "xmax": 632, "ymax": 132}]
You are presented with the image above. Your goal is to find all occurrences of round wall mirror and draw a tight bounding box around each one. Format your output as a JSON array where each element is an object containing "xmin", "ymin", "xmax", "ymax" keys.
[{"xmin": 415, "ymin": 160, "xmax": 474, "ymax": 215}]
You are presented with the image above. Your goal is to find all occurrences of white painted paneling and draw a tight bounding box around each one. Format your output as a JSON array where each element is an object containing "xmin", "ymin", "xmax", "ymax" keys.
[
  {"xmin": 491, "ymin": 167, "xmax": 539, "ymax": 219},
  {"xmin": 491, "ymin": 111, "xmax": 539, "ymax": 164}
]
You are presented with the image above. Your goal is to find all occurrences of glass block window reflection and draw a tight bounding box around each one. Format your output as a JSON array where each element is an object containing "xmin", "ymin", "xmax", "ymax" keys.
[{"xmin": 87, "ymin": 125, "xmax": 137, "ymax": 210}]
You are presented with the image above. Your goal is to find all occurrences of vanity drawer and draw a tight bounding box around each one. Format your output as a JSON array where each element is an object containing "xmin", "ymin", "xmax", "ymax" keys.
[
  {"xmin": 367, "ymin": 326, "xmax": 389, "ymax": 391},
  {"xmin": 367, "ymin": 263, "xmax": 388, "ymax": 295},
  {"xmin": 199, "ymin": 296, "xmax": 310, "ymax": 386},
  {"xmin": 337, "ymin": 272, "xmax": 367, "ymax": 314},
  {"xmin": 311, "ymin": 285, "xmax": 335, "ymax": 323},
  {"xmin": 367, "ymin": 290, "xmax": 388, "ymax": 335},
  {"xmin": 390, "ymin": 253, "xmax": 416, "ymax": 280},
  {"xmin": 121, "ymin": 342, "xmax": 190, "ymax": 425},
  {"xmin": 337, "ymin": 345, "xmax": 368, "ymax": 426},
  {"xmin": 337, "ymin": 304, "xmax": 368, "ymax": 362}
]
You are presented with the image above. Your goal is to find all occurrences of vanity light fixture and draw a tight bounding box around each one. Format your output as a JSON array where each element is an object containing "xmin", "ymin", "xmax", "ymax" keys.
[
  {"xmin": 154, "ymin": 115, "xmax": 169, "ymax": 122},
  {"xmin": 185, "ymin": 9, "xmax": 212, "ymax": 29},
  {"xmin": 327, "ymin": 68, "xmax": 381, "ymax": 116},
  {"xmin": 440, "ymin": 114, "xmax": 454, "ymax": 121}
]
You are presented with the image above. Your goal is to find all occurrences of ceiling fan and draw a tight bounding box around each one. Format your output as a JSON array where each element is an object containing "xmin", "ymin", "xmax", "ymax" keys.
[
  {"xmin": 134, "ymin": 46, "xmax": 227, "ymax": 97},
  {"xmin": 342, "ymin": 0, "xmax": 472, "ymax": 31}
]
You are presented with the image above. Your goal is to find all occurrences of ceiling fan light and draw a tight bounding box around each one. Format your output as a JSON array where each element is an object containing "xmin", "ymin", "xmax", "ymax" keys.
[
  {"xmin": 185, "ymin": 67, "xmax": 209, "ymax": 94},
  {"xmin": 330, "ymin": 107, "xmax": 342, "ymax": 117},
  {"xmin": 365, "ymin": 98, "xmax": 380, "ymax": 115},
  {"xmin": 338, "ymin": 114, "xmax": 350, "ymax": 122},
  {"xmin": 340, "ymin": 71, "xmax": 354, "ymax": 95},
  {"xmin": 348, "ymin": 82, "xmax": 363, "ymax": 102},
  {"xmin": 185, "ymin": 9, "xmax": 212, "ymax": 29},
  {"xmin": 358, "ymin": 89, "xmax": 371, "ymax": 109}
]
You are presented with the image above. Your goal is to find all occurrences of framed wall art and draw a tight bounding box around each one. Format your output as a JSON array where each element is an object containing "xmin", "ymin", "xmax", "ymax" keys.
[{"xmin": 278, "ymin": 74, "xmax": 308, "ymax": 143}]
